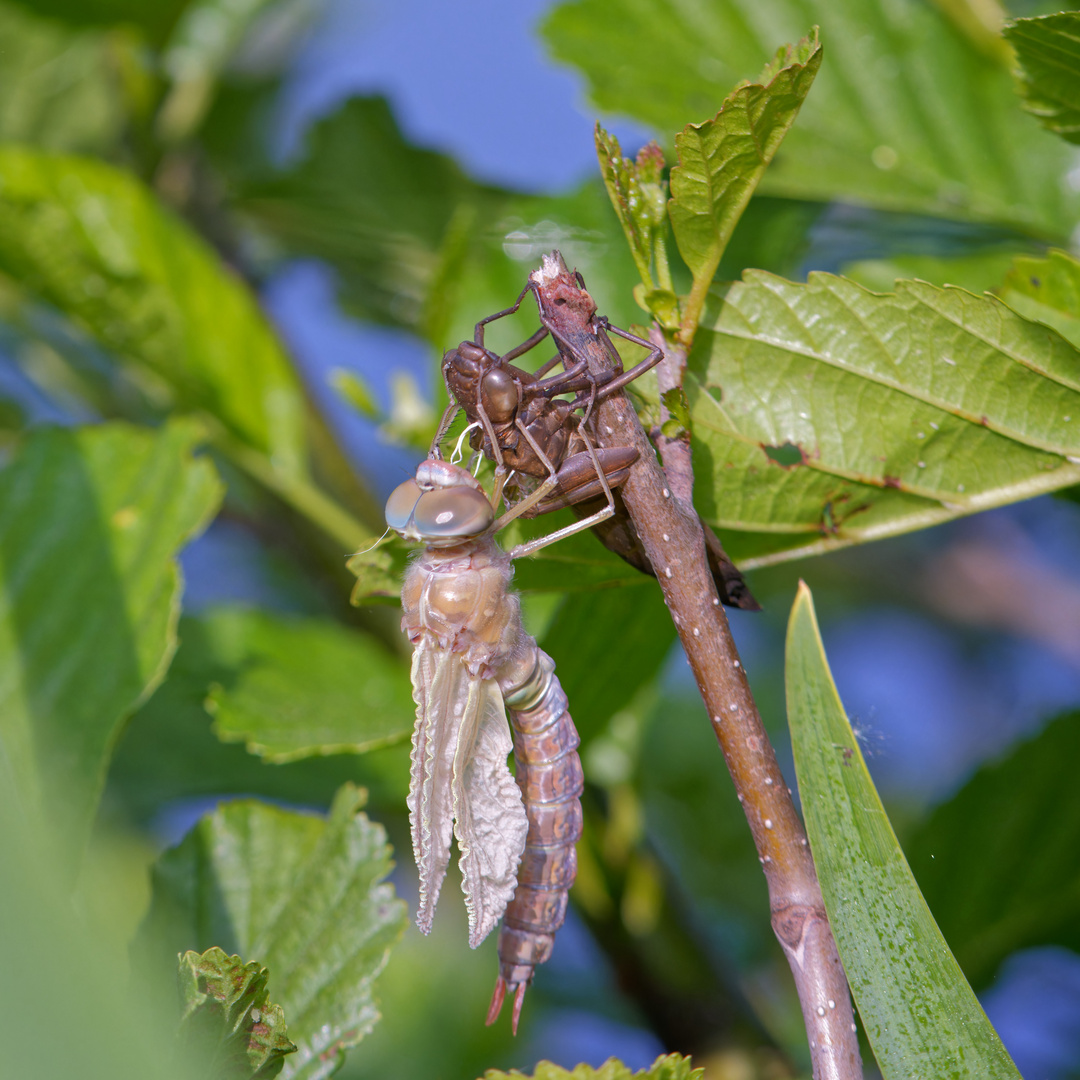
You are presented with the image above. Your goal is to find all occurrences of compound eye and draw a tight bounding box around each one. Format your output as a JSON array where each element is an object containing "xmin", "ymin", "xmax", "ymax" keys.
[
  {"xmin": 412, "ymin": 487, "xmax": 493, "ymax": 541},
  {"xmin": 481, "ymin": 368, "xmax": 519, "ymax": 423},
  {"xmin": 385, "ymin": 478, "xmax": 422, "ymax": 533}
]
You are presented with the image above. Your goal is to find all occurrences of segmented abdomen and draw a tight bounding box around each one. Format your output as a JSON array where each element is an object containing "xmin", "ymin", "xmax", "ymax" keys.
[{"xmin": 490, "ymin": 647, "xmax": 583, "ymax": 1028}]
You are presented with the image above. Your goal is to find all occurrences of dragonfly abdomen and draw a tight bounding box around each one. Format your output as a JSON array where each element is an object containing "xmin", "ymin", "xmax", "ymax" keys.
[{"xmin": 490, "ymin": 645, "xmax": 584, "ymax": 1030}]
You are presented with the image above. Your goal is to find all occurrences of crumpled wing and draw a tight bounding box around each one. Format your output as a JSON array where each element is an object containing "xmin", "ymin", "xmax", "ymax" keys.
[
  {"xmin": 407, "ymin": 642, "xmax": 460, "ymax": 934},
  {"xmin": 452, "ymin": 675, "xmax": 529, "ymax": 948}
]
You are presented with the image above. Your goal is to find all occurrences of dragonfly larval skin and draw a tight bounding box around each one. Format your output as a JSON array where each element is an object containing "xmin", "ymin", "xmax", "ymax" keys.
[{"xmin": 385, "ymin": 458, "xmax": 584, "ymax": 1033}]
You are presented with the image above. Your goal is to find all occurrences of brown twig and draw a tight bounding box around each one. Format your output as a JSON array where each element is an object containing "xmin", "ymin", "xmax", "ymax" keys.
[{"xmin": 530, "ymin": 254, "xmax": 862, "ymax": 1080}]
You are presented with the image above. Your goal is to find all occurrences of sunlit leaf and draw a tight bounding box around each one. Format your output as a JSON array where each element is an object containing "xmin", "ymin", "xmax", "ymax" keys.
[
  {"xmin": 908, "ymin": 710, "xmax": 1080, "ymax": 988},
  {"xmin": 0, "ymin": 147, "xmax": 307, "ymax": 475},
  {"xmin": 543, "ymin": 0, "xmax": 1078, "ymax": 238},
  {"xmin": 785, "ymin": 582, "xmax": 1021, "ymax": 1078},
  {"xmin": 482, "ymin": 1053, "xmax": 703, "ymax": 1080},
  {"xmin": 668, "ymin": 30, "xmax": 821, "ymax": 293},
  {"xmin": 202, "ymin": 606, "xmax": 413, "ymax": 762},
  {"xmin": 999, "ymin": 247, "xmax": 1080, "ymax": 349},
  {"xmin": 1005, "ymin": 12, "xmax": 1080, "ymax": 145},
  {"xmin": 142, "ymin": 784, "xmax": 407, "ymax": 1080},
  {"xmin": 0, "ymin": 420, "xmax": 221, "ymax": 855},
  {"xmin": 178, "ymin": 947, "xmax": 296, "ymax": 1080},
  {"xmin": 682, "ymin": 271, "xmax": 1080, "ymax": 567}
]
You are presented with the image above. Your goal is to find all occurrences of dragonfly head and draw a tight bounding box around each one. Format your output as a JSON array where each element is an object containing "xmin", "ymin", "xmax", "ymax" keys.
[{"xmin": 385, "ymin": 460, "xmax": 495, "ymax": 546}]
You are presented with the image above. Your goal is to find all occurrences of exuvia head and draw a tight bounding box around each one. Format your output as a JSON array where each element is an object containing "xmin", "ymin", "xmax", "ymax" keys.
[{"xmin": 385, "ymin": 460, "xmax": 495, "ymax": 546}]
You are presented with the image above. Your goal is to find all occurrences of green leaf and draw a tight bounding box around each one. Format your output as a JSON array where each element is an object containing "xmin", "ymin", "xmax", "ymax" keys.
[
  {"xmin": 108, "ymin": 616, "xmax": 410, "ymax": 822},
  {"xmin": 907, "ymin": 710, "xmax": 1080, "ymax": 989},
  {"xmin": 0, "ymin": 2, "xmax": 124, "ymax": 154},
  {"xmin": 595, "ymin": 130, "xmax": 669, "ymax": 293},
  {"xmin": 1005, "ymin": 12, "xmax": 1080, "ymax": 145},
  {"xmin": 543, "ymin": 0, "xmax": 1078, "ymax": 239},
  {"xmin": 234, "ymin": 96, "xmax": 507, "ymax": 332},
  {"xmin": 178, "ymin": 947, "xmax": 296, "ymax": 1080},
  {"xmin": 0, "ymin": 420, "xmax": 221, "ymax": 854},
  {"xmin": 481, "ymin": 1053, "xmax": 703, "ymax": 1080},
  {"xmin": 0, "ymin": 147, "xmax": 307, "ymax": 476},
  {"xmin": 684, "ymin": 271, "xmax": 1080, "ymax": 567},
  {"xmin": 0, "ymin": 781, "xmax": 198, "ymax": 1080},
  {"xmin": 785, "ymin": 582, "xmax": 1021, "ymax": 1079},
  {"xmin": 4, "ymin": 0, "xmax": 189, "ymax": 44},
  {"xmin": 540, "ymin": 583, "xmax": 676, "ymax": 745},
  {"xmin": 347, "ymin": 543, "xmax": 407, "ymax": 605},
  {"xmin": 202, "ymin": 607, "xmax": 413, "ymax": 762},
  {"xmin": 999, "ymin": 247, "xmax": 1080, "ymax": 349},
  {"xmin": 157, "ymin": 0, "xmax": 294, "ymax": 142},
  {"xmin": 143, "ymin": 784, "xmax": 407, "ymax": 1080},
  {"xmin": 668, "ymin": 30, "xmax": 821, "ymax": 294}
]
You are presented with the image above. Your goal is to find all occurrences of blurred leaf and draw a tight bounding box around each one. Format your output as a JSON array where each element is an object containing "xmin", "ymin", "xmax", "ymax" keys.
[
  {"xmin": 639, "ymin": 691, "xmax": 774, "ymax": 963},
  {"xmin": 668, "ymin": 30, "xmax": 821, "ymax": 298},
  {"xmin": 157, "ymin": 0, "xmax": 312, "ymax": 143},
  {"xmin": 785, "ymin": 582, "xmax": 1020, "ymax": 1079},
  {"xmin": 842, "ymin": 249, "xmax": 1023, "ymax": 294},
  {"xmin": 0, "ymin": 420, "xmax": 221, "ymax": 855},
  {"xmin": 5, "ymin": 0, "xmax": 189, "ymax": 45},
  {"xmin": 539, "ymin": 582, "xmax": 676, "ymax": 745},
  {"xmin": 0, "ymin": 147, "xmax": 307, "ymax": 475},
  {"xmin": 543, "ymin": 0, "xmax": 1078, "ymax": 239},
  {"xmin": 225, "ymin": 92, "xmax": 644, "ymax": 351},
  {"xmin": 202, "ymin": 606, "xmax": 413, "ymax": 762},
  {"xmin": 481, "ymin": 1054, "xmax": 703, "ymax": 1080},
  {"xmin": 143, "ymin": 784, "xmax": 407, "ymax": 1080},
  {"xmin": 683, "ymin": 271, "xmax": 1080, "ymax": 567},
  {"xmin": 907, "ymin": 710, "xmax": 1080, "ymax": 988},
  {"xmin": 0, "ymin": 782, "xmax": 198, "ymax": 1080},
  {"xmin": 108, "ymin": 616, "xmax": 411, "ymax": 822},
  {"xmin": 235, "ymin": 95, "xmax": 507, "ymax": 330},
  {"xmin": 330, "ymin": 368, "xmax": 379, "ymax": 419},
  {"xmin": 999, "ymin": 247, "xmax": 1080, "ymax": 348},
  {"xmin": 178, "ymin": 947, "xmax": 296, "ymax": 1080},
  {"xmin": 0, "ymin": 1, "xmax": 124, "ymax": 154},
  {"xmin": 1005, "ymin": 12, "xmax": 1080, "ymax": 145}
]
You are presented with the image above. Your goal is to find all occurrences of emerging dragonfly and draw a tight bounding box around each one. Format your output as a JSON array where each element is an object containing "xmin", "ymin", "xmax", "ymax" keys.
[
  {"xmin": 433, "ymin": 253, "xmax": 758, "ymax": 609},
  {"xmin": 385, "ymin": 458, "xmax": 586, "ymax": 1033}
]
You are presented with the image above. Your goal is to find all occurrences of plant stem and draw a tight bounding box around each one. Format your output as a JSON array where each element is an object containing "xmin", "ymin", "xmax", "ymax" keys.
[{"xmin": 532, "ymin": 258, "xmax": 863, "ymax": 1080}]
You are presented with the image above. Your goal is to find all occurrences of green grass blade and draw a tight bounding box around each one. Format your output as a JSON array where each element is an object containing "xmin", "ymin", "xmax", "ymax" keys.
[{"xmin": 785, "ymin": 582, "xmax": 1021, "ymax": 1078}]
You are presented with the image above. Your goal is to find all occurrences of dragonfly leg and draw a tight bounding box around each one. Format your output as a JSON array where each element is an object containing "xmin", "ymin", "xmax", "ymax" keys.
[
  {"xmin": 506, "ymin": 422, "xmax": 620, "ymax": 559},
  {"xmin": 429, "ymin": 401, "xmax": 461, "ymax": 459},
  {"xmin": 474, "ymin": 281, "xmax": 533, "ymax": 346}
]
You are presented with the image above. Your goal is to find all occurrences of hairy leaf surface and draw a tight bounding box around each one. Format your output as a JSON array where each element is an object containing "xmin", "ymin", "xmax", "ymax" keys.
[
  {"xmin": 668, "ymin": 30, "xmax": 821, "ymax": 287},
  {"xmin": 683, "ymin": 271, "xmax": 1080, "ymax": 566},
  {"xmin": 143, "ymin": 785, "xmax": 407, "ymax": 1080},
  {"xmin": 178, "ymin": 947, "xmax": 296, "ymax": 1079}
]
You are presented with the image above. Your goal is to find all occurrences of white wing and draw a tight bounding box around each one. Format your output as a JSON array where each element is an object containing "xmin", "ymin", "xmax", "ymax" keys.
[
  {"xmin": 452, "ymin": 675, "xmax": 529, "ymax": 948},
  {"xmin": 407, "ymin": 642, "xmax": 460, "ymax": 934}
]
